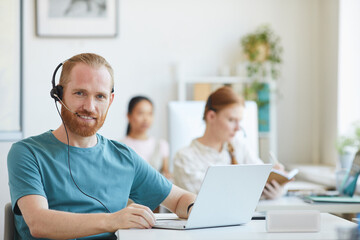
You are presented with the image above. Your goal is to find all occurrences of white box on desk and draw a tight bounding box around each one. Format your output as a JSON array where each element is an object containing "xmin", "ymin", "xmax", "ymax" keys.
[{"xmin": 266, "ymin": 210, "xmax": 321, "ymax": 232}]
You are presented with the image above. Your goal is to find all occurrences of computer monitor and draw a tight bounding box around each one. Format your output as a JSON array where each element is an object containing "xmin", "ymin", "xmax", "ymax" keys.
[{"xmin": 168, "ymin": 101, "xmax": 259, "ymax": 171}]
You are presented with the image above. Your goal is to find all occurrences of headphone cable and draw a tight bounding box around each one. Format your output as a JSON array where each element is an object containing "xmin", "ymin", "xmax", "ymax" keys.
[{"xmin": 54, "ymin": 101, "xmax": 111, "ymax": 213}]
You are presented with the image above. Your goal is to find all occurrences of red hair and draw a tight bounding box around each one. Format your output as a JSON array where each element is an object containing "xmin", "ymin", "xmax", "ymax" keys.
[{"xmin": 203, "ymin": 86, "xmax": 245, "ymax": 120}]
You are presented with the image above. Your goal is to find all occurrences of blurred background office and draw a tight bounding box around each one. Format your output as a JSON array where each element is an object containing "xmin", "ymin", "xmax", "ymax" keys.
[{"xmin": 1, "ymin": 0, "xmax": 360, "ymax": 236}]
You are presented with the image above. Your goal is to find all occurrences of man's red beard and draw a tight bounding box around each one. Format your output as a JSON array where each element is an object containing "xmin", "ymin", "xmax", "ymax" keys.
[{"xmin": 61, "ymin": 106, "xmax": 108, "ymax": 137}]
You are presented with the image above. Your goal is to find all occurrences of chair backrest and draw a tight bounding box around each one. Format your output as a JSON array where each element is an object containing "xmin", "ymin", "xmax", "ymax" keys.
[
  {"xmin": 4, "ymin": 202, "xmax": 14, "ymax": 240},
  {"xmin": 168, "ymin": 100, "xmax": 259, "ymax": 170}
]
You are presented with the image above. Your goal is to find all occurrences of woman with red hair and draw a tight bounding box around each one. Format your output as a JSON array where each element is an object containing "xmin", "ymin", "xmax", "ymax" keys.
[{"xmin": 173, "ymin": 86, "xmax": 284, "ymax": 199}]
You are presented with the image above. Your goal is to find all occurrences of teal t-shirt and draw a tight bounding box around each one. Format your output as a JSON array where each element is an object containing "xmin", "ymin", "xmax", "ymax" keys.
[{"xmin": 7, "ymin": 131, "xmax": 172, "ymax": 240}]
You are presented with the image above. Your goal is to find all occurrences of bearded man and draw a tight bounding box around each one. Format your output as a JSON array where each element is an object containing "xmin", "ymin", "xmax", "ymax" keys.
[{"xmin": 7, "ymin": 53, "xmax": 196, "ymax": 240}]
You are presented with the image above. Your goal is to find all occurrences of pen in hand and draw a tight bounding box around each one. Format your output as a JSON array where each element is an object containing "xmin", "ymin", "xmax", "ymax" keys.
[
  {"xmin": 269, "ymin": 151, "xmax": 285, "ymax": 172},
  {"xmin": 269, "ymin": 151, "xmax": 279, "ymax": 165}
]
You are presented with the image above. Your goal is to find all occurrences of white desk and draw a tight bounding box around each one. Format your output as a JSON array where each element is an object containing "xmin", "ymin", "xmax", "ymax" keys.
[
  {"xmin": 257, "ymin": 196, "xmax": 360, "ymax": 214},
  {"xmin": 116, "ymin": 213, "xmax": 356, "ymax": 240}
]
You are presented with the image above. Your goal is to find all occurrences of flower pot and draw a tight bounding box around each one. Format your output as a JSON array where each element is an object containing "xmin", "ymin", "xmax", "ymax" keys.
[{"xmin": 338, "ymin": 152, "xmax": 354, "ymax": 170}]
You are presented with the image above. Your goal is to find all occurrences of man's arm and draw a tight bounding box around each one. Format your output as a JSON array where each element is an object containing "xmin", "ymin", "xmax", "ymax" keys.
[
  {"xmin": 18, "ymin": 195, "xmax": 156, "ymax": 239},
  {"xmin": 161, "ymin": 184, "xmax": 196, "ymax": 219}
]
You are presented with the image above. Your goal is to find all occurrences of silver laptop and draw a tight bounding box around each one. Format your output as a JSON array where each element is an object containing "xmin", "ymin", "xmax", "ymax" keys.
[{"xmin": 154, "ymin": 164, "xmax": 272, "ymax": 229}]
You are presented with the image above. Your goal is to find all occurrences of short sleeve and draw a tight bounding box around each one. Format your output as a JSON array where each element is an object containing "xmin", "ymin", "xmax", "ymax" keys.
[
  {"xmin": 128, "ymin": 149, "xmax": 172, "ymax": 210},
  {"xmin": 7, "ymin": 142, "xmax": 47, "ymax": 214},
  {"xmin": 159, "ymin": 139, "xmax": 169, "ymax": 159}
]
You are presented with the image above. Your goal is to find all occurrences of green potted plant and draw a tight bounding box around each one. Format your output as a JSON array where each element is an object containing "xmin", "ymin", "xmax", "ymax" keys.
[
  {"xmin": 336, "ymin": 122, "xmax": 360, "ymax": 168},
  {"xmin": 241, "ymin": 25, "xmax": 283, "ymax": 81},
  {"xmin": 336, "ymin": 136, "xmax": 355, "ymax": 169},
  {"xmin": 336, "ymin": 136, "xmax": 355, "ymax": 156},
  {"xmin": 241, "ymin": 25, "xmax": 283, "ymax": 131},
  {"xmin": 354, "ymin": 122, "xmax": 360, "ymax": 149},
  {"xmin": 336, "ymin": 121, "xmax": 360, "ymax": 168}
]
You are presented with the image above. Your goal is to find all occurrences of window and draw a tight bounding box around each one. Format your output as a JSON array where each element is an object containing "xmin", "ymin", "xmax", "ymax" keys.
[
  {"xmin": 337, "ymin": 0, "xmax": 360, "ymax": 135},
  {"xmin": 0, "ymin": 0, "xmax": 22, "ymax": 140}
]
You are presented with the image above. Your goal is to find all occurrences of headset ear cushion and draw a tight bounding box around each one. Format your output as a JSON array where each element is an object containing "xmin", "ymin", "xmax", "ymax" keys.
[
  {"xmin": 50, "ymin": 85, "xmax": 63, "ymax": 101},
  {"xmin": 56, "ymin": 85, "xmax": 63, "ymax": 100}
]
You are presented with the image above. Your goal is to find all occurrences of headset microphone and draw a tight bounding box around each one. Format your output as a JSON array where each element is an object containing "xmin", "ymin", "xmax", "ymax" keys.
[{"xmin": 53, "ymin": 93, "xmax": 80, "ymax": 117}]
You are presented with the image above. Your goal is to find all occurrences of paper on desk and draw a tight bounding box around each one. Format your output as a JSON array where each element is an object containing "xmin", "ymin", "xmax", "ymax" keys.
[
  {"xmin": 285, "ymin": 181, "xmax": 327, "ymax": 192},
  {"xmin": 304, "ymin": 195, "xmax": 360, "ymax": 203}
]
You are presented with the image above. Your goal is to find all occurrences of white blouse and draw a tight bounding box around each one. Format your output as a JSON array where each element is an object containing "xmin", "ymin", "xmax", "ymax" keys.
[
  {"xmin": 173, "ymin": 137, "xmax": 263, "ymax": 194},
  {"xmin": 121, "ymin": 136, "xmax": 169, "ymax": 172}
]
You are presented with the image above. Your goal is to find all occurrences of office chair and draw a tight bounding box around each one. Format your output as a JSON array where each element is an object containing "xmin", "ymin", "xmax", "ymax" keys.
[{"xmin": 4, "ymin": 202, "xmax": 14, "ymax": 240}]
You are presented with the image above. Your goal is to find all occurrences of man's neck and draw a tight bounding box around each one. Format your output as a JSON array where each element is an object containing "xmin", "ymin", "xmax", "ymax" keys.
[
  {"xmin": 52, "ymin": 125, "xmax": 98, "ymax": 148},
  {"xmin": 197, "ymin": 129, "xmax": 224, "ymax": 152}
]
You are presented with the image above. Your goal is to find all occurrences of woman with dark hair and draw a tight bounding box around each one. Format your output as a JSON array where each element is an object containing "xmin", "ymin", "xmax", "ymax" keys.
[
  {"xmin": 122, "ymin": 96, "xmax": 171, "ymax": 179},
  {"xmin": 173, "ymin": 86, "xmax": 285, "ymax": 199}
]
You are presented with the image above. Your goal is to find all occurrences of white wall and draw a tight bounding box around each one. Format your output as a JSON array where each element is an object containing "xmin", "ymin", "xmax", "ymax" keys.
[
  {"xmin": 21, "ymin": 0, "xmax": 338, "ymax": 162},
  {"xmin": 318, "ymin": 0, "xmax": 339, "ymax": 165},
  {"xmin": 338, "ymin": 0, "xmax": 360, "ymax": 135},
  {"xmin": 0, "ymin": 0, "xmax": 340, "ymax": 236}
]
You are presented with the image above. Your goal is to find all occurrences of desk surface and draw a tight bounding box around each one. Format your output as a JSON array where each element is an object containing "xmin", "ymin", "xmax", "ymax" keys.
[
  {"xmin": 116, "ymin": 213, "xmax": 356, "ymax": 240},
  {"xmin": 257, "ymin": 196, "xmax": 360, "ymax": 213}
]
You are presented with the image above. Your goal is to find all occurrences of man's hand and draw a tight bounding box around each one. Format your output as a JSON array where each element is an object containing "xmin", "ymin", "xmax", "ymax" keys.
[
  {"xmin": 109, "ymin": 203, "xmax": 156, "ymax": 230},
  {"xmin": 262, "ymin": 180, "xmax": 283, "ymax": 199},
  {"xmin": 18, "ymin": 195, "xmax": 156, "ymax": 239}
]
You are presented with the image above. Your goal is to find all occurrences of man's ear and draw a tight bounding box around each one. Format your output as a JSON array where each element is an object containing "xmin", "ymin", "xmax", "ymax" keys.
[{"xmin": 109, "ymin": 92, "xmax": 115, "ymax": 106}]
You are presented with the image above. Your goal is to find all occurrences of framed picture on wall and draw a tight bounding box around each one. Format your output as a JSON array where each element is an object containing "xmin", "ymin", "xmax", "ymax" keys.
[{"xmin": 36, "ymin": 0, "xmax": 118, "ymax": 37}]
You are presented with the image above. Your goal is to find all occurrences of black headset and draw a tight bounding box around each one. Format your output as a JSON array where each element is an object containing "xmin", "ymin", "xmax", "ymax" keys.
[{"xmin": 50, "ymin": 62, "xmax": 64, "ymax": 101}]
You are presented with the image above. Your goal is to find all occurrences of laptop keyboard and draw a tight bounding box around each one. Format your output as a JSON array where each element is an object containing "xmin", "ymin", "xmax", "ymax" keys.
[{"xmin": 154, "ymin": 220, "xmax": 187, "ymax": 228}]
